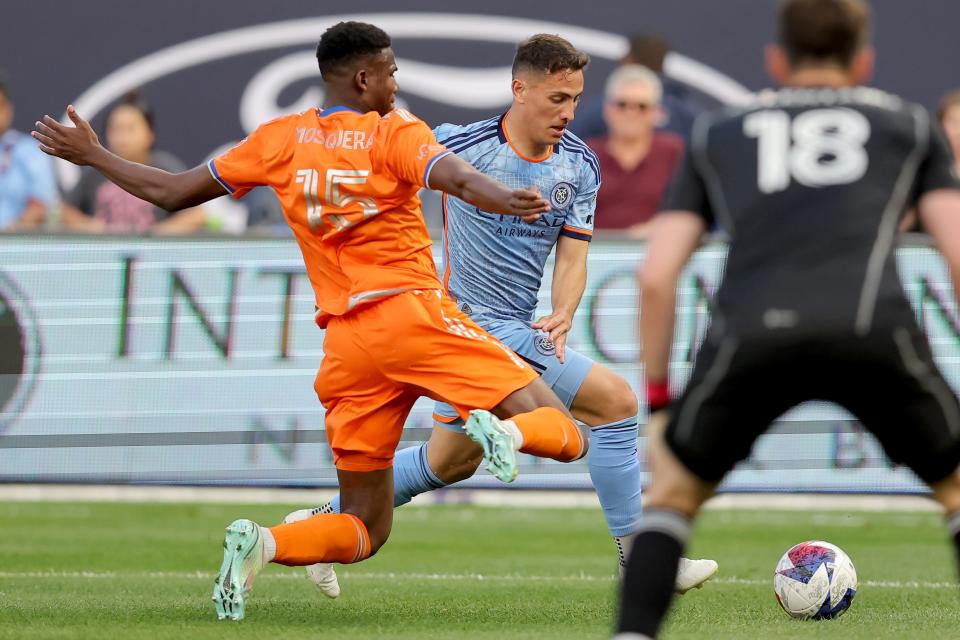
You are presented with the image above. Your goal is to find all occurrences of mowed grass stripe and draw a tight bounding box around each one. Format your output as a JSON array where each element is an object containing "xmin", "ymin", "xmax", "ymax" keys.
[{"xmin": 0, "ymin": 569, "xmax": 957, "ymax": 591}]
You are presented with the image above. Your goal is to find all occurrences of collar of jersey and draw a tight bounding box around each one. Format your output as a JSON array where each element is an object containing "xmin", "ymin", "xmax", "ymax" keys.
[
  {"xmin": 318, "ymin": 105, "xmax": 363, "ymax": 117},
  {"xmin": 500, "ymin": 112, "xmax": 556, "ymax": 163}
]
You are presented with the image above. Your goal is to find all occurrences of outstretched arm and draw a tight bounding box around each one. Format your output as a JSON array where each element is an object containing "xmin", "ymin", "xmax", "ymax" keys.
[
  {"xmin": 33, "ymin": 106, "xmax": 226, "ymax": 212},
  {"xmin": 427, "ymin": 153, "xmax": 548, "ymax": 220}
]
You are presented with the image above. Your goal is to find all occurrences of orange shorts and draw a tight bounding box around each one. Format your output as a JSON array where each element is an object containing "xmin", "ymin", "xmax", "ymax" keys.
[{"xmin": 316, "ymin": 290, "xmax": 537, "ymax": 472}]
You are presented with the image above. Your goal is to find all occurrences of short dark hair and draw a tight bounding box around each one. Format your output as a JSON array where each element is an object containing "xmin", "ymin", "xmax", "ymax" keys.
[
  {"xmin": 316, "ymin": 21, "xmax": 392, "ymax": 79},
  {"xmin": 625, "ymin": 34, "xmax": 670, "ymax": 73},
  {"xmin": 938, "ymin": 90, "xmax": 960, "ymax": 124},
  {"xmin": 778, "ymin": 0, "xmax": 870, "ymax": 68},
  {"xmin": 110, "ymin": 89, "xmax": 155, "ymax": 132},
  {"xmin": 512, "ymin": 34, "xmax": 590, "ymax": 78}
]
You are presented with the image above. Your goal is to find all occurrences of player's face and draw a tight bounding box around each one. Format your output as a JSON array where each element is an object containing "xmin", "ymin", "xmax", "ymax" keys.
[
  {"xmin": 603, "ymin": 82, "xmax": 661, "ymax": 140},
  {"xmin": 941, "ymin": 105, "xmax": 960, "ymax": 161},
  {"xmin": 363, "ymin": 48, "xmax": 399, "ymax": 116},
  {"xmin": 106, "ymin": 105, "xmax": 155, "ymax": 162},
  {"xmin": 517, "ymin": 69, "xmax": 584, "ymax": 145}
]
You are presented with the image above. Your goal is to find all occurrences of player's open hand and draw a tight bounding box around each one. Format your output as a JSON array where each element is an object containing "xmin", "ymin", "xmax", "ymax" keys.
[
  {"xmin": 32, "ymin": 106, "xmax": 102, "ymax": 166},
  {"xmin": 532, "ymin": 312, "xmax": 572, "ymax": 363},
  {"xmin": 509, "ymin": 186, "xmax": 549, "ymax": 223}
]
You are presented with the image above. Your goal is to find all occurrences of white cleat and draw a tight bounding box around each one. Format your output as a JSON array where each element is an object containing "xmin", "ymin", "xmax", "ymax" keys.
[
  {"xmin": 674, "ymin": 557, "xmax": 719, "ymax": 594},
  {"xmin": 305, "ymin": 562, "xmax": 341, "ymax": 599},
  {"xmin": 283, "ymin": 508, "xmax": 341, "ymax": 599}
]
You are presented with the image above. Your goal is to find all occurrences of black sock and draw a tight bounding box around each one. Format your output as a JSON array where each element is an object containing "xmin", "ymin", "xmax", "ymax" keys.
[
  {"xmin": 947, "ymin": 510, "xmax": 960, "ymax": 582},
  {"xmin": 616, "ymin": 508, "xmax": 692, "ymax": 639}
]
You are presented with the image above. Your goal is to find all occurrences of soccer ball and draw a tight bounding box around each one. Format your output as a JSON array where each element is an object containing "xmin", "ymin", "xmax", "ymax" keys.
[{"xmin": 773, "ymin": 540, "xmax": 857, "ymax": 620}]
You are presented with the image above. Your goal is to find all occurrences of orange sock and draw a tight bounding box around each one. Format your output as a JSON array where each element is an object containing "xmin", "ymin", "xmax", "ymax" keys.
[
  {"xmin": 269, "ymin": 513, "xmax": 371, "ymax": 566},
  {"xmin": 510, "ymin": 407, "xmax": 585, "ymax": 462}
]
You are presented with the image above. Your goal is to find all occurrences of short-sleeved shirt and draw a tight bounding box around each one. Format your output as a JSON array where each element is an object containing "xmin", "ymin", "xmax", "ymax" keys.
[
  {"xmin": 0, "ymin": 129, "xmax": 58, "ymax": 227},
  {"xmin": 434, "ymin": 113, "xmax": 601, "ymax": 322},
  {"xmin": 662, "ymin": 86, "xmax": 960, "ymax": 337},
  {"xmin": 209, "ymin": 106, "xmax": 451, "ymax": 325},
  {"xmin": 587, "ymin": 132, "xmax": 684, "ymax": 229},
  {"xmin": 68, "ymin": 149, "xmax": 185, "ymax": 232}
]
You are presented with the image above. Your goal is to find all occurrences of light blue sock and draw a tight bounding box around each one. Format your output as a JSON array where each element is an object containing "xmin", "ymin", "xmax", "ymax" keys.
[
  {"xmin": 327, "ymin": 443, "xmax": 446, "ymax": 514},
  {"xmin": 588, "ymin": 417, "xmax": 642, "ymax": 537}
]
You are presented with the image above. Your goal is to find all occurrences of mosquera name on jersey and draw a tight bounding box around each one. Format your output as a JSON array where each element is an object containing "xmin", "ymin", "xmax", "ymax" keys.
[{"xmin": 208, "ymin": 106, "xmax": 451, "ymax": 327}]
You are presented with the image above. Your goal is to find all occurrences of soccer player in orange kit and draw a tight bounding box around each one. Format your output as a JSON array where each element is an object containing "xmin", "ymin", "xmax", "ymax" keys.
[{"xmin": 34, "ymin": 21, "xmax": 591, "ymax": 621}]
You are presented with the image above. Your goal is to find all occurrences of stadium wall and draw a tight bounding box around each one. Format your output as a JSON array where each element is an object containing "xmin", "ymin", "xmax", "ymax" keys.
[
  {"xmin": 0, "ymin": 235, "xmax": 955, "ymax": 493},
  {"xmin": 2, "ymin": 1, "xmax": 957, "ymax": 190}
]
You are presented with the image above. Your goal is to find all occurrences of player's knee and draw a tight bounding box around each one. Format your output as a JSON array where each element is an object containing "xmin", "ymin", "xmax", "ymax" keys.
[{"xmin": 592, "ymin": 374, "xmax": 638, "ymax": 425}]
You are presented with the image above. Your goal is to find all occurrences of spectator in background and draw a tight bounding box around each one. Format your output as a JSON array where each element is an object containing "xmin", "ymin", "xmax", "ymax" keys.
[
  {"xmin": 586, "ymin": 65, "xmax": 684, "ymax": 239},
  {"xmin": 939, "ymin": 90, "xmax": 960, "ymax": 174},
  {"xmin": 569, "ymin": 33, "xmax": 713, "ymax": 141},
  {"xmin": 63, "ymin": 91, "xmax": 205, "ymax": 234},
  {"xmin": 0, "ymin": 72, "xmax": 58, "ymax": 230},
  {"xmin": 900, "ymin": 90, "xmax": 960, "ymax": 233}
]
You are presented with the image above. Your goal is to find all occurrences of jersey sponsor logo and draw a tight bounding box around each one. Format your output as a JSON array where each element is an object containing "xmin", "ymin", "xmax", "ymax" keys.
[
  {"xmin": 534, "ymin": 331, "xmax": 556, "ymax": 356},
  {"xmin": 550, "ymin": 181, "xmax": 576, "ymax": 210},
  {"xmin": 0, "ymin": 271, "xmax": 40, "ymax": 434},
  {"xmin": 57, "ymin": 14, "xmax": 752, "ymax": 190},
  {"xmin": 495, "ymin": 225, "xmax": 549, "ymax": 238}
]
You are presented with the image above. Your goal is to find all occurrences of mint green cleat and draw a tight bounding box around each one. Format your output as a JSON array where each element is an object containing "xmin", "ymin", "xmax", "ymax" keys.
[
  {"xmin": 464, "ymin": 409, "xmax": 519, "ymax": 483},
  {"xmin": 212, "ymin": 518, "xmax": 268, "ymax": 621}
]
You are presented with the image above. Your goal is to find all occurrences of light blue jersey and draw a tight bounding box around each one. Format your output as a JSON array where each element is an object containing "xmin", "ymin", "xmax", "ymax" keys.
[
  {"xmin": 434, "ymin": 114, "xmax": 600, "ymax": 323},
  {"xmin": 431, "ymin": 112, "xmax": 601, "ymax": 425}
]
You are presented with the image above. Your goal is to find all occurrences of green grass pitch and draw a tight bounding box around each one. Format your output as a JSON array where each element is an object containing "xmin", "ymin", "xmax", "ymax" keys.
[{"xmin": 0, "ymin": 501, "xmax": 958, "ymax": 639}]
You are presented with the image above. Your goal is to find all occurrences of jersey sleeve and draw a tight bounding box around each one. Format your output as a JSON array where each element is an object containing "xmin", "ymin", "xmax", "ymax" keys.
[
  {"xmin": 911, "ymin": 117, "xmax": 960, "ymax": 203},
  {"xmin": 377, "ymin": 111, "xmax": 451, "ymax": 189},
  {"xmin": 208, "ymin": 127, "xmax": 269, "ymax": 199},
  {"xmin": 561, "ymin": 154, "xmax": 601, "ymax": 242},
  {"xmin": 660, "ymin": 145, "xmax": 715, "ymax": 226}
]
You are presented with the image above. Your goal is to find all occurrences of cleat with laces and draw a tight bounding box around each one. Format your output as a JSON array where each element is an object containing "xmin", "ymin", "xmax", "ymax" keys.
[
  {"xmin": 463, "ymin": 409, "xmax": 519, "ymax": 483},
  {"xmin": 211, "ymin": 518, "xmax": 269, "ymax": 621}
]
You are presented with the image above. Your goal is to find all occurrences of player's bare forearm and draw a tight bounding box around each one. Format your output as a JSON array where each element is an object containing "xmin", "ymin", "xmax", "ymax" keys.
[
  {"xmin": 919, "ymin": 190, "xmax": 960, "ymax": 307},
  {"xmin": 533, "ymin": 236, "xmax": 587, "ymax": 362},
  {"xmin": 639, "ymin": 281, "xmax": 677, "ymax": 383},
  {"xmin": 89, "ymin": 150, "xmax": 223, "ymax": 211},
  {"xmin": 638, "ymin": 211, "xmax": 707, "ymax": 382},
  {"xmin": 32, "ymin": 106, "xmax": 226, "ymax": 212},
  {"xmin": 429, "ymin": 154, "xmax": 548, "ymax": 218},
  {"xmin": 550, "ymin": 237, "xmax": 588, "ymax": 321}
]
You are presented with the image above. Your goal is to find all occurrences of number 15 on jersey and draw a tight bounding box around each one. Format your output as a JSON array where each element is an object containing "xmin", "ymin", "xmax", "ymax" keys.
[{"xmin": 296, "ymin": 168, "xmax": 381, "ymax": 231}]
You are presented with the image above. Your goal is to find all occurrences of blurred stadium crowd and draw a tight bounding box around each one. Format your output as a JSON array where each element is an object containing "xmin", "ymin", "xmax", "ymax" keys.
[{"xmin": 2, "ymin": 33, "xmax": 959, "ymax": 239}]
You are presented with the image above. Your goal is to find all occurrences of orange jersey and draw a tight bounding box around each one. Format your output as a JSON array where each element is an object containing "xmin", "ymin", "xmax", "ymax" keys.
[{"xmin": 209, "ymin": 106, "xmax": 451, "ymax": 325}]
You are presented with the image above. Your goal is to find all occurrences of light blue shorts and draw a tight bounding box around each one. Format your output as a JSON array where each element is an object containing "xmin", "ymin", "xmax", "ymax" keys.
[{"xmin": 433, "ymin": 316, "xmax": 594, "ymax": 430}]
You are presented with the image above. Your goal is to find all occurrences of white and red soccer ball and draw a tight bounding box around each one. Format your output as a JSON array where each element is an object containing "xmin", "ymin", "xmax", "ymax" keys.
[{"xmin": 774, "ymin": 540, "xmax": 858, "ymax": 619}]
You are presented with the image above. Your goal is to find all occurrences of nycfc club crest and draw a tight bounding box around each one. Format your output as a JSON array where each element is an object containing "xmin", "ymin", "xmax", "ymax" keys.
[
  {"xmin": 550, "ymin": 182, "xmax": 576, "ymax": 210},
  {"xmin": 534, "ymin": 332, "xmax": 556, "ymax": 356},
  {"xmin": 0, "ymin": 271, "xmax": 40, "ymax": 434}
]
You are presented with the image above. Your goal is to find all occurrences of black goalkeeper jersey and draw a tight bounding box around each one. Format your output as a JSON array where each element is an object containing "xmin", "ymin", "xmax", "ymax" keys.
[{"xmin": 664, "ymin": 86, "xmax": 960, "ymax": 338}]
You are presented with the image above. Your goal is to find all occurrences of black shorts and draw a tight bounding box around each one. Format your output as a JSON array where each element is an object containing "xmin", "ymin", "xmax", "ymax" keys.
[{"xmin": 664, "ymin": 326, "xmax": 960, "ymax": 485}]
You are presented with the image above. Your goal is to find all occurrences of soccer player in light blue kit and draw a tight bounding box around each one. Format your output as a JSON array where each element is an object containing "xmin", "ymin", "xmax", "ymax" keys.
[{"xmin": 288, "ymin": 34, "xmax": 716, "ymax": 597}]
